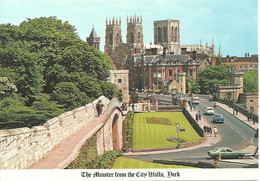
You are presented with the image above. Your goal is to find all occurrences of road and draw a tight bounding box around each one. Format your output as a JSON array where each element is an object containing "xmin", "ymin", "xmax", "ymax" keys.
[{"xmin": 127, "ymin": 94, "xmax": 258, "ymax": 168}]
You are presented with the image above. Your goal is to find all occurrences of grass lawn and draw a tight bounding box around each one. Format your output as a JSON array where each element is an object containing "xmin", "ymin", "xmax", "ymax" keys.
[
  {"xmin": 133, "ymin": 112, "xmax": 200, "ymax": 149},
  {"xmin": 112, "ymin": 157, "xmax": 195, "ymax": 169}
]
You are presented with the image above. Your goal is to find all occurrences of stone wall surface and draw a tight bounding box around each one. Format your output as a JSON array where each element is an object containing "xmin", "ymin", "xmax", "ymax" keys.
[{"xmin": 0, "ymin": 95, "xmax": 122, "ymax": 169}]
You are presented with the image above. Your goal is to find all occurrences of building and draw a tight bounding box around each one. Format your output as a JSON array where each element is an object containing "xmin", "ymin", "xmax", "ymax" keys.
[
  {"xmin": 154, "ymin": 19, "xmax": 181, "ymax": 55},
  {"xmin": 104, "ymin": 17, "xmax": 122, "ymax": 55},
  {"xmin": 245, "ymin": 93, "xmax": 258, "ymax": 114},
  {"xmin": 125, "ymin": 53, "xmax": 198, "ymax": 93},
  {"xmin": 213, "ymin": 54, "xmax": 258, "ymax": 73},
  {"xmin": 126, "ymin": 15, "xmax": 144, "ymax": 53},
  {"xmin": 198, "ymin": 59, "xmax": 211, "ymax": 72},
  {"xmin": 86, "ymin": 26, "xmax": 100, "ymax": 50},
  {"xmin": 216, "ymin": 69, "xmax": 244, "ymax": 101},
  {"xmin": 107, "ymin": 70, "xmax": 130, "ymax": 103}
]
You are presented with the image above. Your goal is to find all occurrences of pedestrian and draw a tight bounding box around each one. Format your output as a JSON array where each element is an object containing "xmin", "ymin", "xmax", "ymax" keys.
[
  {"xmin": 209, "ymin": 127, "xmax": 212, "ymax": 137},
  {"xmin": 247, "ymin": 112, "xmax": 250, "ymax": 122},
  {"xmin": 193, "ymin": 103, "xmax": 196, "ymax": 111},
  {"xmin": 199, "ymin": 111, "xmax": 201, "ymax": 120},
  {"xmin": 235, "ymin": 106, "xmax": 239, "ymax": 115},
  {"xmin": 203, "ymin": 125, "xmax": 207, "ymax": 133},
  {"xmin": 190, "ymin": 104, "xmax": 192, "ymax": 111},
  {"xmin": 195, "ymin": 113, "xmax": 199, "ymax": 122},
  {"xmin": 132, "ymin": 103, "xmax": 135, "ymax": 112},
  {"xmin": 251, "ymin": 112, "xmax": 254, "ymax": 124},
  {"xmin": 213, "ymin": 127, "xmax": 218, "ymax": 137},
  {"xmin": 96, "ymin": 100, "xmax": 104, "ymax": 117}
]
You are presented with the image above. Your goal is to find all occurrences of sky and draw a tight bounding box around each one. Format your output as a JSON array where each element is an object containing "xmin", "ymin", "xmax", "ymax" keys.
[{"xmin": 0, "ymin": 0, "xmax": 258, "ymax": 57}]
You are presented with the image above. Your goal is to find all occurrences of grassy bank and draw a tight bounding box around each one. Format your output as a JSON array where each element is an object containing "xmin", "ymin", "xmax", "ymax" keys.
[{"xmin": 112, "ymin": 157, "xmax": 195, "ymax": 169}]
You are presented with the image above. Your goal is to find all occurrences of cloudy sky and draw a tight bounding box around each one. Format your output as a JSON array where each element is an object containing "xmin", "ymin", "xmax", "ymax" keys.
[{"xmin": 0, "ymin": 0, "xmax": 258, "ymax": 57}]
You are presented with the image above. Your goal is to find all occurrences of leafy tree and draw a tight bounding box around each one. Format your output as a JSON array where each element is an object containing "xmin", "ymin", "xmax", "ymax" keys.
[
  {"xmin": 0, "ymin": 93, "xmax": 64, "ymax": 129},
  {"xmin": 0, "ymin": 17, "xmax": 119, "ymax": 129},
  {"xmin": 243, "ymin": 70, "xmax": 258, "ymax": 93},
  {"xmin": 51, "ymin": 82, "xmax": 88, "ymax": 111},
  {"xmin": 197, "ymin": 65, "xmax": 228, "ymax": 94},
  {"xmin": 186, "ymin": 76, "xmax": 200, "ymax": 94}
]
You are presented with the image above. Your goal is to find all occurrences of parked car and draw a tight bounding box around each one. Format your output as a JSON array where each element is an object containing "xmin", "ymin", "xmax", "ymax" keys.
[
  {"xmin": 208, "ymin": 147, "xmax": 245, "ymax": 159},
  {"xmin": 191, "ymin": 96, "xmax": 200, "ymax": 104},
  {"xmin": 205, "ymin": 107, "xmax": 214, "ymax": 115},
  {"xmin": 213, "ymin": 114, "xmax": 224, "ymax": 123}
]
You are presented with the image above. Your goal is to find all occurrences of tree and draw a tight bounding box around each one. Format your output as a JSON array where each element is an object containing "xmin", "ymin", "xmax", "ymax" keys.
[
  {"xmin": 51, "ymin": 82, "xmax": 88, "ymax": 111},
  {"xmin": 186, "ymin": 76, "xmax": 200, "ymax": 94},
  {"xmin": 198, "ymin": 65, "xmax": 228, "ymax": 94},
  {"xmin": 243, "ymin": 70, "xmax": 258, "ymax": 93}
]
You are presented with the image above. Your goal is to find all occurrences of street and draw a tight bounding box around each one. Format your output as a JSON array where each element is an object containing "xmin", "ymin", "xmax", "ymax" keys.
[{"xmin": 127, "ymin": 94, "xmax": 258, "ymax": 168}]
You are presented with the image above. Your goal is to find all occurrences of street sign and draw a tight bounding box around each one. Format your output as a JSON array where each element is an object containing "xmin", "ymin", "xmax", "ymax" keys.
[{"xmin": 180, "ymin": 129, "xmax": 185, "ymax": 132}]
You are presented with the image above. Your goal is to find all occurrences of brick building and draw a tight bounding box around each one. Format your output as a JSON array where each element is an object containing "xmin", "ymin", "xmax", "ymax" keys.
[
  {"xmin": 211, "ymin": 54, "xmax": 258, "ymax": 73},
  {"xmin": 125, "ymin": 53, "xmax": 198, "ymax": 93}
]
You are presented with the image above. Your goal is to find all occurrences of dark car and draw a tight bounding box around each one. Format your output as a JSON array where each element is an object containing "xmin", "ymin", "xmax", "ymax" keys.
[{"xmin": 213, "ymin": 114, "xmax": 224, "ymax": 123}]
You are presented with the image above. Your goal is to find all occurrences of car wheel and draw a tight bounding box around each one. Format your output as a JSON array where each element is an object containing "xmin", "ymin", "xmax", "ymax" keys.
[{"xmin": 237, "ymin": 155, "xmax": 243, "ymax": 159}]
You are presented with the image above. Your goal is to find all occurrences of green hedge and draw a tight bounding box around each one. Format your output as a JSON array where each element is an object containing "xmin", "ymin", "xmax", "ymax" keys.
[
  {"xmin": 66, "ymin": 134, "xmax": 98, "ymax": 169},
  {"xmin": 92, "ymin": 150, "xmax": 124, "ymax": 169},
  {"xmin": 122, "ymin": 112, "xmax": 134, "ymax": 151}
]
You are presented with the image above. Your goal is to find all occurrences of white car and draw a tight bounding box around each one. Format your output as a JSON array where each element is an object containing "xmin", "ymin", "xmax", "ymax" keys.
[{"xmin": 205, "ymin": 107, "xmax": 214, "ymax": 115}]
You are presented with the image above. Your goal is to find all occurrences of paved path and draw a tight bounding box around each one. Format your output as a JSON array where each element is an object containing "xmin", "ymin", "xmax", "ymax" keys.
[
  {"xmin": 216, "ymin": 102, "xmax": 258, "ymax": 130},
  {"xmin": 29, "ymin": 114, "xmax": 108, "ymax": 169}
]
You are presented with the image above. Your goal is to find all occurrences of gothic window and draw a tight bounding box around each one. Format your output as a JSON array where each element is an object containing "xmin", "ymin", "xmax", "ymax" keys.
[
  {"xmin": 138, "ymin": 32, "xmax": 141, "ymax": 43},
  {"xmin": 110, "ymin": 34, "xmax": 113, "ymax": 45},
  {"xmin": 158, "ymin": 27, "xmax": 162, "ymax": 43},
  {"xmin": 174, "ymin": 27, "xmax": 178, "ymax": 42},
  {"xmin": 171, "ymin": 26, "xmax": 174, "ymax": 42},
  {"xmin": 116, "ymin": 33, "xmax": 120, "ymax": 44},
  {"xmin": 131, "ymin": 33, "xmax": 134, "ymax": 44},
  {"xmin": 164, "ymin": 27, "xmax": 167, "ymax": 42}
]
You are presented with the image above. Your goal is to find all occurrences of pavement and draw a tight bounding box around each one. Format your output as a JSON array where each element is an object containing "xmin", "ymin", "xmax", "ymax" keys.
[
  {"xmin": 29, "ymin": 100, "xmax": 258, "ymax": 169},
  {"xmin": 29, "ymin": 113, "xmax": 109, "ymax": 169}
]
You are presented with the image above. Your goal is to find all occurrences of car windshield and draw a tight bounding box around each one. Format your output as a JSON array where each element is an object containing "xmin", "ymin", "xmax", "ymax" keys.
[
  {"xmin": 207, "ymin": 108, "xmax": 213, "ymax": 110},
  {"xmin": 213, "ymin": 148, "xmax": 219, "ymax": 152},
  {"xmin": 215, "ymin": 114, "xmax": 222, "ymax": 118}
]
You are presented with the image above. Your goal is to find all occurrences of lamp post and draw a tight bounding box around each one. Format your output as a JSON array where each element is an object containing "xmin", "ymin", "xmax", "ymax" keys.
[{"xmin": 175, "ymin": 122, "xmax": 180, "ymax": 148}]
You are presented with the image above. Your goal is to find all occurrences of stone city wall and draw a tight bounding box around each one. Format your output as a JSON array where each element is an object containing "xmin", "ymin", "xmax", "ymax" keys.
[{"xmin": 0, "ymin": 96, "xmax": 110, "ymax": 169}]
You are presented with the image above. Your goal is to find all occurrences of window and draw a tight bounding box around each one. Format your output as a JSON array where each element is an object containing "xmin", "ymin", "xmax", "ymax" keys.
[
  {"xmin": 118, "ymin": 79, "xmax": 122, "ymax": 83},
  {"xmin": 169, "ymin": 70, "xmax": 173, "ymax": 77},
  {"xmin": 153, "ymin": 71, "xmax": 157, "ymax": 78},
  {"xmin": 157, "ymin": 70, "xmax": 162, "ymax": 78},
  {"xmin": 250, "ymin": 100, "xmax": 253, "ymax": 103}
]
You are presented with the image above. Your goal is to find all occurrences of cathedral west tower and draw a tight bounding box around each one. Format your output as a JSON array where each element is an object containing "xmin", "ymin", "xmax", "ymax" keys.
[{"xmin": 105, "ymin": 17, "xmax": 122, "ymax": 55}]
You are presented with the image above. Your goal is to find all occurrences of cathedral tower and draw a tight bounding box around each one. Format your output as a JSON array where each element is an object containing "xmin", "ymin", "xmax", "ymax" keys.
[
  {"xmin": 126, "ymin": 15, "xmax": 144, "ymax": 53},
  {"xmin": 154, "ymin": 19, "xmax": 181, "ymax": 54},
  {"xmin": 86, "ymin": 25, "xmax": 100, "ymax": 50},
  {"xmin": 105, "ymin": 17, "xmax": 122, "ymax": 55}
]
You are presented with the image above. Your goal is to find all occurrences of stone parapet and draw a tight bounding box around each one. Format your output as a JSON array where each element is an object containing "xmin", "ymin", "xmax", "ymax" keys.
[{"xmin": 0, "ymin": 95, "xmax": 112, "ymax": 169}]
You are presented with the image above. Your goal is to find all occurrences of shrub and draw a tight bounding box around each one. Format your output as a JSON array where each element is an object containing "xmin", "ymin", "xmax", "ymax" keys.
[
  {"xmin": 66, "ymin": 134, "xmax": 98, "ymax": 169},
  {"xmin": 122, "ymin": 112, "xmax": 134, "ymax": 150},
  {"xmin": 92, "ymin": 150, "xmax": 124, "ymax": 169}
]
